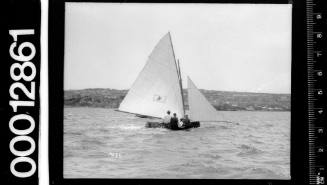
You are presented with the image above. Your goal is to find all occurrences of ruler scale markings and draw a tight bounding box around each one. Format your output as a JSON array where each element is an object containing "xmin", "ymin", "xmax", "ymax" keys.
[
  {"xmin": 306, "ymin": 0, "xmax": 326, "ymax": 183},
  {"xmin": 307, "ymin": 0, "xmax": 320, "ymax": 184}
]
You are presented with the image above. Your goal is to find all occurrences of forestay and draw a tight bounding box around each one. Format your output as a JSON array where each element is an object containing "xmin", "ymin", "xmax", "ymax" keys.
[
  {"xmin": 187, "ymin": 77, "xmax": 219, "ymax": 121},
  {"xmin": 119, "ymin": 33, "xmax": 184, "ymax": 118}
]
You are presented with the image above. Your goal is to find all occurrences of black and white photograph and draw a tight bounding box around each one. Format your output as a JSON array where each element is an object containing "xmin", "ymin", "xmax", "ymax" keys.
[{"xmin": 63, "ymin": 3, "xmax": 292, "ymax": 179}]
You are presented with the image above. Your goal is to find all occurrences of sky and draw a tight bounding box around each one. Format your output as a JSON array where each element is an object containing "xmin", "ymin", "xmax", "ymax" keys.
[{"xmin": 64, "ymin": 3, "xmax": 292, "ymax": 94}]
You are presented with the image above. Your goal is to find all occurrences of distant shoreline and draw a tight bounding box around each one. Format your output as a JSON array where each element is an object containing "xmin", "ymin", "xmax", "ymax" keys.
[
  {"xmin": 65, "ymin": 88, "xmax": 290, "ymax": 96},
  {"xmin": 64, "ymin": 88, "xmax": 290, "ymax": 112},
  {"xmin": 64, "ymin": 105, "xmax": 290, "ymax": 112}
]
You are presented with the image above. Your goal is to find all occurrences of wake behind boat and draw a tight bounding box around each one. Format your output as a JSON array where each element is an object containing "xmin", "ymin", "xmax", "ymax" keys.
[{"xmin": 118, "ymin": 32, "xmax": 221, "ymax": 130}]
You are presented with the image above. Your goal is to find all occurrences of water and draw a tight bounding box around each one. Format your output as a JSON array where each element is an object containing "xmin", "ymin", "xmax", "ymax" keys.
[{"xmin": 64, "ymin": 107, "xmax": 290, "ymax": 179}]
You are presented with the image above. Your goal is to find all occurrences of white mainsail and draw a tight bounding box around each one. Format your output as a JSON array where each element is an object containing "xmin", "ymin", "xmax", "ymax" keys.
[
  {"xmin": 118, "ymin": 33, "xmax": 184, "ymax": 118},
  {"xmin": 187, "ymin": 77, "xmax": 219, "ymax": 121}
]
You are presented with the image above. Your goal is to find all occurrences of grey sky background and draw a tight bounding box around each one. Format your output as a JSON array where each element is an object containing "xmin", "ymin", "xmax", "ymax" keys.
[{"xmin": 64, "ymin": 3, "xmax": 292, "ymax": 94}]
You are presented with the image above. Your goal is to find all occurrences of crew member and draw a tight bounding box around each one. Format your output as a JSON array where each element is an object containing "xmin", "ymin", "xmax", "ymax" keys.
[
  {"xmin": 182, "ymin": 115, "xmax": 191, "ymax": 127},
  {"xmin": 163, "ymin": 110, "xmax": 172, "ymax": 127},
  {"xmin": 170, "ymin": 113, "xmax": 179, "ymax": 130}
]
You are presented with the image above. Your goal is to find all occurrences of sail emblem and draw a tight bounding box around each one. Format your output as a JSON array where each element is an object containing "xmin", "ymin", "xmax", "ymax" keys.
[{"xmin": 153, "ymin": 94, "xmax": 166, "ymax": 103}]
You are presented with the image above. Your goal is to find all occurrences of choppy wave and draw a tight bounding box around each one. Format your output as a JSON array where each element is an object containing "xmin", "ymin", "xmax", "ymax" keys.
[
  {"xmin": 204, "ymin": 125, "xmax": 230, "ymax": 130},
  {"xmin": 237, "ymin": 144, "xmax": 264, "ymax": 156},
  {"xmin": 199, "ymin": 153, "xmax": 222, "ymax": 159}
]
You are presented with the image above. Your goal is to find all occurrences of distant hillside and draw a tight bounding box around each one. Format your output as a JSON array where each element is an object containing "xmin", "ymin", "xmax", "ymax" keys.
[{"xmin": 64, "ymin": 88, "xmax": 290, "ymax": 111}]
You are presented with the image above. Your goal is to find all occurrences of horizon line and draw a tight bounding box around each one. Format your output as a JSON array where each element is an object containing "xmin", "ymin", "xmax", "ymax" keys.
[{"xmin": 64, "ymin": 87, "xmax": 291, "ymax": 95}]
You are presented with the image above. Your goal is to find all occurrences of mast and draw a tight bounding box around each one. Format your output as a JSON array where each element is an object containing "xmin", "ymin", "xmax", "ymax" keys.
[
  {"xmin": 168, "ymin": 32, "xmax": 185, "ymax": 116},
  {"xmin": 177, "ymin": 59, "xmax": 185, "ymax": 116}
]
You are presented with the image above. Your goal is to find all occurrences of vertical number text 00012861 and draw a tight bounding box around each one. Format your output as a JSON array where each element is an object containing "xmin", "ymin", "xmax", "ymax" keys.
[{"xmin": 8, "ymin": 29, "xmax": 37, "ymax": 178}]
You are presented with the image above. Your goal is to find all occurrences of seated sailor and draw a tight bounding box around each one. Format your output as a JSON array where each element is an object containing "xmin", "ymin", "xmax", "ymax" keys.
[
  {"xmin": 170, "ymin": 113, "xmax": 179, "ymax": 130},
  {"xmin": 163, "ymin": 110, "xmax": 172, "ymax": 126},
  {"xmin": 181, "ymin": 114, "xmax": 191, "ymax": 127}
]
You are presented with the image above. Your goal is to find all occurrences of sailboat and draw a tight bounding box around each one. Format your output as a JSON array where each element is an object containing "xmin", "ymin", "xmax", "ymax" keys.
[{"xmin": 118, "ymin": 32, "xmax": 220, "ymax": 129}]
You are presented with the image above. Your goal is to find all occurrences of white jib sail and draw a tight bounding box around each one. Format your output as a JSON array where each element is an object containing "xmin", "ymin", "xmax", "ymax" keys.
[
  {"xmin": 119, "ymin": 33, "xmax": 184, "ymax": 119},
  {"xmin": 187, "ymin": 76, "xmax": 219, "ymax": 121}
]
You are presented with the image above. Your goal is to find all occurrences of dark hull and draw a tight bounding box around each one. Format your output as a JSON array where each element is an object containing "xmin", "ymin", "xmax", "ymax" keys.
[{"xmin": 145, "ymin": 121, "xmax": 200, "ymax": 130}]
